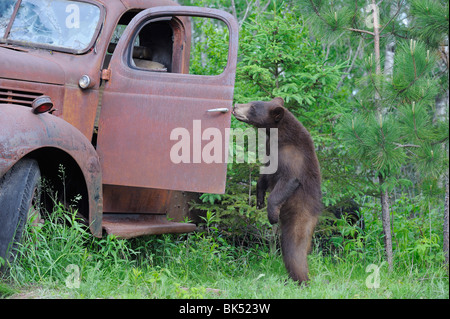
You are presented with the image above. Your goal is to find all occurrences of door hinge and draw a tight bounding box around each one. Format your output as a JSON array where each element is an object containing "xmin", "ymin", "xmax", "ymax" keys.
[{"xmin": 101, "ymin": 69, "xmax": 111, "ymax": 81}]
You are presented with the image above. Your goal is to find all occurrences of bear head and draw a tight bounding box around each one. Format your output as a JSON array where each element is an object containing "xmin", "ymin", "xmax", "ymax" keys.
[{"xmin": 232, "ymin": 97, "xmax": 285, "ymax": 128}]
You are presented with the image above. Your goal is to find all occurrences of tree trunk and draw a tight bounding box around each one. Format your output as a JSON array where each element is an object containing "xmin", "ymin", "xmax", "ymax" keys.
[
  {"xmin": 384, "ymin": 2, "xmax": 398, "ymax": 81},
  {"xmin": 434, "ymin": 43, "xmax": 448, "ymax": 123},
  {"xmin": 371, "ymin": 0, "xmax": 382, "ymax": 106},
  {"xmin": 384, "ymin": 40, "xmax": 395, "ymax": 79},
  {"xmin": 379, "ymin": 175, "xmax": 394, "ymax": 271},
  {"xmin": 435, "ymin": 42, "xmax": 449, "ymax": 267},
  {"xmin": 372, "ymin": 0, "xmax": 381, "ymax": 76},
  {"xmin": 372, "ymin": 1, "xmax": 393, "ymax": 270}
]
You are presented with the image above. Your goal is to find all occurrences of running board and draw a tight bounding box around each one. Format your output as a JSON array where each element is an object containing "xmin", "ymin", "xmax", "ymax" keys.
[{"xmin": 102, "ymin": 214, "xmax": 196, "ymax": 239}]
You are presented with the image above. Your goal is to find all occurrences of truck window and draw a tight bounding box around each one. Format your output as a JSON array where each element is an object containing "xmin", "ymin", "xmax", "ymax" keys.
[
  {"xmin": 103, "ymin": 24, "xmax": 129, "ymax": 70},
  {"xmin": 130, "ymin": 16, "xmax": 229, "ymax": 76},
  {"xmin": 0, "ymin": 0, "xmax": 17, "ymax": 38},
  {"xmin": 131, "ymin": 21, "xmax": 172, "ymax": 72},
  {"xmin": 103, "ymin": 10, "xmax": 139, "ymax": 70},
  {"xmin": 188, "ymin": 17, "xmax": 229, "ymax": 76},
  {"xmin": 2, "ymin": 0, "xmax": 102, "ymax": 53}
]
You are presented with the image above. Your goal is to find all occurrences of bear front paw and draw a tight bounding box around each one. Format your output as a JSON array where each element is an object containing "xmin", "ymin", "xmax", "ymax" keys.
[
  {"xmin": 268, "ymin": 214, "xmax": 279, "ymax": 225},
  {"xmin": 257, "ymin": 200, "xmax": 265, "ymax": 209}
]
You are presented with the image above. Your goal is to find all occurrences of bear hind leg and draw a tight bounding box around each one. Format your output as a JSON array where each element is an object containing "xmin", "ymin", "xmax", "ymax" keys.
[{"xmin": 280, "ymin": 213, "xmax": 317, "ymax": 285}]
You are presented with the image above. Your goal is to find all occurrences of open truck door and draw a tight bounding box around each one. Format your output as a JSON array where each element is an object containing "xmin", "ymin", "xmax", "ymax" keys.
[{"xmin": 96, "ymin": 6, "xmax": 238, "ymax": 237}]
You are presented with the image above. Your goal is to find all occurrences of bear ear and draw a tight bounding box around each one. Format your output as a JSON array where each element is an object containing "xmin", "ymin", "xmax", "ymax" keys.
[
  {"xmin": 270, "ymin": 106, "xmax": 285, "ymax": 122},
  {"xmin": 273, "ymin": 97, "xmax": 284, "ymax": 106}
]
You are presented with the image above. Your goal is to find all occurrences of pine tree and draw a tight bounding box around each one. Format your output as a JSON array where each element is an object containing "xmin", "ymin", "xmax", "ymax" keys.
[
  {"xmin": 304, "ymin": 0, "xmax": 449, "ymax": 270},
  {"xmin": 408, "ymin": 0, "xmax": 449, "ymax": 266}
]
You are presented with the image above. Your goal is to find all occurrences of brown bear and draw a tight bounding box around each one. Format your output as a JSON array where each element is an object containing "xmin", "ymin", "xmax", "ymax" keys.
[{"xmin": 232, "ymin": 97, "xmax": 322, "ymax": 284}]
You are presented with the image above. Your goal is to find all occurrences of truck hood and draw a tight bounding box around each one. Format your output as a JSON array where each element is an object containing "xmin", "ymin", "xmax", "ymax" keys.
[{"xmin": 0, "ymin": 46, "xmax": 65, "ymax": 85}]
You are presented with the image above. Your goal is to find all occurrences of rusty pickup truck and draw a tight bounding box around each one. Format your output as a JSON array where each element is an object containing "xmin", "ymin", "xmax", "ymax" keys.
[{"xmin": 0, "ymin": 0, "xmax": 238, "ymax": 266}]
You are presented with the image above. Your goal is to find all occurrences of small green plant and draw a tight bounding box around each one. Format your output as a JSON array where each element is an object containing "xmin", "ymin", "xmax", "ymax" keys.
[
  {"xmin": 199, "ymin": 193, "xmax": 222, "ymax": 205},
  {"xmin": 175, "ymin": 284, "xmax": 207, "ymax": 299}
]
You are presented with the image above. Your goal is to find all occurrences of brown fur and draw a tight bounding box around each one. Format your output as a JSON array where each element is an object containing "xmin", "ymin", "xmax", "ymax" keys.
[{"xmin": 232, "ymin": 97, "xmax": 322, "ymax": 284}]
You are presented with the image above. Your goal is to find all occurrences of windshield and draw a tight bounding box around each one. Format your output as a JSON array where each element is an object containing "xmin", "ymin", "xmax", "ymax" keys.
[
  {"xmin": 0, "ymin": 1, "xmax": 17, "ymax": 37},
  {"xmin": 0, "ymin": 0, "xmax": 101, "ymax": 53}
]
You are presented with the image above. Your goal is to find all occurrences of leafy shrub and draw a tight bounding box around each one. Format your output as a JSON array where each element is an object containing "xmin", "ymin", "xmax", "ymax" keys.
[{"xmin": 315, "ymin": 195, "xmax": 446, "ymax": 267}]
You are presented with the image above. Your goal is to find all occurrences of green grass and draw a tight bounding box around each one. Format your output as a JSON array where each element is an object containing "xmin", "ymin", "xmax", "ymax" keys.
[{"xmin": 0, "ymin": 202, "xmax": 448, "ymax": 299}]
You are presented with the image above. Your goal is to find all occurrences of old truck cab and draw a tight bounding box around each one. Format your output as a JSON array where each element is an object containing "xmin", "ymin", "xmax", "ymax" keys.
[{"xmin": 0, "ymin": 0, "xmax": 238, "ymax": 264}]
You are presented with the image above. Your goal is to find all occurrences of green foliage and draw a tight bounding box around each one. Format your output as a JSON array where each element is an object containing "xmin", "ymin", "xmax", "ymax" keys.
[
  {"xmin": 235, "ymin": 6, "xmax": 345, "ymax": 125},
  {"xmin": 191, "ymin": 163, "xmax": 273, "ymax": 247},
  {"xmin": 392, "ymin": 40, "xmax": 440, "ymax": 102},
  {"xmin": 2, "ymin": 0, "xmax": 448, "ymax": 299},
  {"xmin": 315, "ymin": 195, "xmax": 446, "ymax": 267},
  {"xmin": 2, "ymin": 195, "xmax": 448, "ymax": 299},
  {"xmin": 0, "ymin": 281, "xmax": 18, "ymax": 298},
  {"xmin": 341, "ymin": 113, "xmax": 408, "ymax": 173},
  {"xmin": 192, "ymin": 3, "xmax": 351, "ymax": 233},
  {"xmin": 409, "ymin": 0, "xmax": 449, "ymax": 48},
  {"xmin": 199, "ymin": 193, "xmax": 222, "ymax": 205},
  {"xmin": 189, "ymin": 16, "xmax": 229, "ymax": 76},
  {"xmin": 6, "ymin": 204, "xmax": 132, "ymax": 287},
  {"xmin": 319, "ymin": 2, "xmax": 449, "ymax": 207}
]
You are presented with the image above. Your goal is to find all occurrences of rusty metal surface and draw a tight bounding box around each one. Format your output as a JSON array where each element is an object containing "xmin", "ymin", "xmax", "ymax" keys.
[
  {"xmin": 166, "ymin": 191, "xmax": 200, "ymax": 222},
  {"xmin": 0, "ymin": 104, "xmax": 103, "ymax": 237},
  {"xmin": 120, "ymin": 0, "xmax": 180, "ymax": 9},
  {"xmin": 97, "ymin": 6, "xmax": 239, "ymax": 194},
  {"xmin": 0, "ymin": 78, "xmax": 64, "ymax": 117},
  {"xmin": 0, "ymin": 0, "xmax": 183, "ymax": 141},
  {"xmin": 102, "ymin": 213, "xmax": 196, "ymax": 238},
  {"xmin": 0, "ymin": 1, "xmax": 238, "ymax": 238},
  {"xmin": 103, "ymin": 184, "xmax": 171, "ymax": 214},
  {"xmin": 0, "ymin": 48, "xmax": 65, "ymax": 85}
]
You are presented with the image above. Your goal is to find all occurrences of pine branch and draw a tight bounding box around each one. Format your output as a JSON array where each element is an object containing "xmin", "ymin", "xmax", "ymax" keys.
[
  {"xmin": 345, "ymin": 27, "xmax": 374, "ymax": 36},
  {"xmin": 412, "ymin": 104, "xmax": 422, "ymax": 141},
  {"xmin": 379, "ymin": 0, "xmax": 406, "ymax": 34},
  {"xmin": 411, "ymin": 40, "xmax": 418, "ymax": 80},
  {"xmin": 308, "ymin": 0, "xmax": 376, "ymax": 37},
  {"xmin": 239, "ymin": 0, "xmax": 254, "ymax": 26},
  {"xmin": 351, "ymin": 120, "xmax": 365, "ymax": 145},
  {"xmin": 368, "ymin": 70, "xmax": 383, "ymax": 104},
  {"xmin": 351, "ymin": 0, "xmax": 359, "ymax": 28},
  {"xmin": 230, "ymin": 0, "xmax": 238, "ymax": 22},
  {"xmin": 243, "ymin": 72, "xmax": 272, "ymax": 96},
  {"xmin": 336, "ymin": 38, "xmax": 364, "ymax": 91},
  {"xmin": 393, "ymin": 143, "xmax": 421, "ymax": 149},
  {"xmin": 431, "ymin": 136, "xmax": 449, "ymax": 145},
  {"xmin": 308, "ymin": 0, "xmax": 330, "ymax": 26},
  {"xmin": 395, "ymin": 63, "xmax": 432, "ymax": 98},
  {"xmin": 256, "ymin": 81, "xmax": 272, "ymax": 97}
]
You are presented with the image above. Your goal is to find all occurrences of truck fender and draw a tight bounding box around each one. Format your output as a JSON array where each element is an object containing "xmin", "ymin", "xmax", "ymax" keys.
[{"xmin": 0, "ymin": 104, "xmax": 102, "ymax": 237}]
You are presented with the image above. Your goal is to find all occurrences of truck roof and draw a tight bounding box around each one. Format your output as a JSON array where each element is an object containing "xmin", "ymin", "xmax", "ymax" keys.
[{"xmin": 99, "ymin": 0, "xmax": 180, "ymax": 10}]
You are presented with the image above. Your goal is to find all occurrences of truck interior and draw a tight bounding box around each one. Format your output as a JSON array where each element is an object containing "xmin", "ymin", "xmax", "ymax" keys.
[{"xmin": 102, "ymin": 10, "xmax": 186, "ymax": 74}]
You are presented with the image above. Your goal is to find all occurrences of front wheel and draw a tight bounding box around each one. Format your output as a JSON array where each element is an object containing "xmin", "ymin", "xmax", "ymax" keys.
[{"xmin": 0, "ymin": 159, "xmax": 41, "ymax": 271}]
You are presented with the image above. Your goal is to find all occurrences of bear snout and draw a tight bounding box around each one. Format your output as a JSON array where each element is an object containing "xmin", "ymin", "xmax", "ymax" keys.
[{"xmin": 232, "ymin": 103, "xmax": 250, "ymax": 122}]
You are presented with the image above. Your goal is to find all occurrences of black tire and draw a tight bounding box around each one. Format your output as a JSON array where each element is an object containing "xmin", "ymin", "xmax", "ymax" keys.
[{"xmin": 0, "ymin": 159, "xmax": 41, "ymax": 271}]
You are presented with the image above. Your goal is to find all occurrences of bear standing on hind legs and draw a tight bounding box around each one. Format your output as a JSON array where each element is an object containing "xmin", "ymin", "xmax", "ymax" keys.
[{"xmin": 232, "ymin": 97, "xmax": 322, "ymax": 285}]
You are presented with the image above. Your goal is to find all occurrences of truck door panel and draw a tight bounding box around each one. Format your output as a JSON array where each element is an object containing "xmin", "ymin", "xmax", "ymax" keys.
[{"xmin": 97, "ymin": 7, "xmax": 238, "ymax": 194}]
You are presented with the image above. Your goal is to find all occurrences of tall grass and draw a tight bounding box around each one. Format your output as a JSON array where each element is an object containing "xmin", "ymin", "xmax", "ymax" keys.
[{"xmin": 0, "ymin": 195, "xmax": 448, "ymax": 299}]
